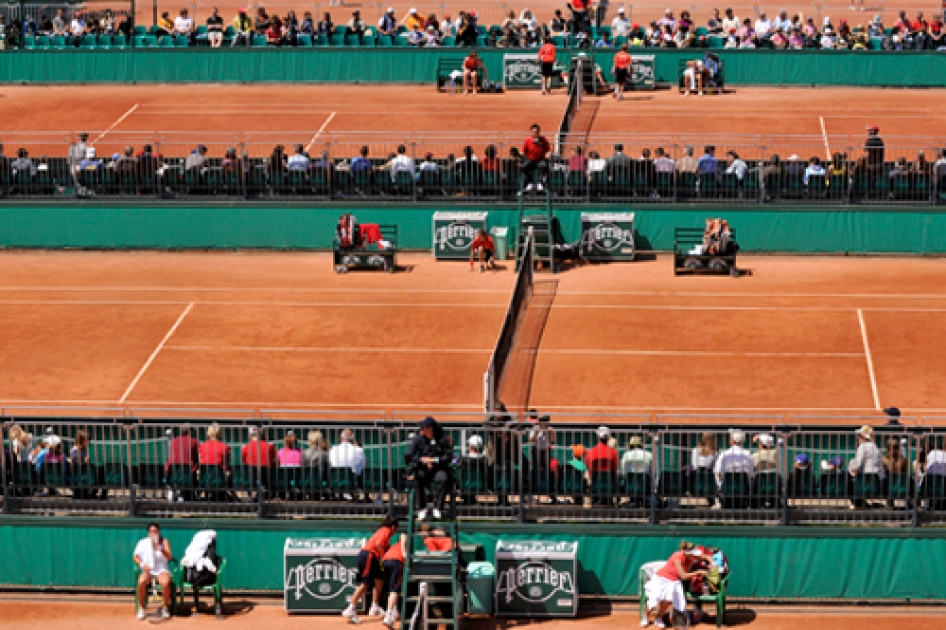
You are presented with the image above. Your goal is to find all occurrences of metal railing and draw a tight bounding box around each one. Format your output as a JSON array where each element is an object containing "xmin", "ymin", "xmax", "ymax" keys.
[
  {"xmin": 3, "ymin": 414, "xmax": 945, "ymax": 526},
  {"xmin": 3, "ymin": 131, "xmax": 945, "ymax": 205}
]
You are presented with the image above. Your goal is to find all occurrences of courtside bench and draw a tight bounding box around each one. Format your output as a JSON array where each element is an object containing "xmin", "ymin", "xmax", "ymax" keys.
[
  {"xmin": 436, "ymin": 57, "xmax": 466, "ymax": 92},
  {"xmin": 333, "ymin": 224, "xmax": 397, "ymax": 273},
  {"xmin": 673, "ymin": 227, "xmax": 738, "ymax": 276}
]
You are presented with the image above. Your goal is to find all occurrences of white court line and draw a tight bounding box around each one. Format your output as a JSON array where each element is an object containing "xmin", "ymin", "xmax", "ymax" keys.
[
  {"xmin": 304, "ymin": 111, "xmax": 336, "ymax": 152},
  {"xmin": 92, "ymin": 104, "xmax": 139, "ymax": 145},
  {"xmin": 819, "ymin": 116, "xmax": 831, "ymax": 161},
  {"xmin": 164, "ymin": 345, "xmax": 490, "ymax": 354},
  {"xmin": 118, "ymin": 302, "xmax": 194, "ymax": 403},
  {"xmin": 526, "ymin": 350, "xmax": 864, "ymax": 358},
  {"xmin": 857, "ymin": 309, "xmax": 882, "ymax": 411}
]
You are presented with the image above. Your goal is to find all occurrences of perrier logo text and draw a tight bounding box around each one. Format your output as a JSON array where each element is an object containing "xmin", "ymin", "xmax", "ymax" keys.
[
  {"xmin": 435, "ymin": 221, "xmax": 478, "ymax": 252},
  {"xmin": 285, "ymin": 557, "xmax": 358, "ymax": 601},
  {"xmin": 496, "ymin": 560, "xmax": 576, "ymax": 604},
  {"xmin": 589, "ymin": 222, "xmax": 633, "ymax": 252}
]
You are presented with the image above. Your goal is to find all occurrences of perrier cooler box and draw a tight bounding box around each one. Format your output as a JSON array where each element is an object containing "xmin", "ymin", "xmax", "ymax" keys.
[
  {"xmin": 284, "ymin": 537, "xmax": 366, "ymax": 613},
  {"xmin": 432, "ymin": 211, "xmax": 488, "ymax": 260},
  {"xmin": 494, "ymin": 540, "xmax": 578, "ymax": 617},
  {"xmin": 580, "ymin": 212, "xmax": 636, "ymax": 261}
]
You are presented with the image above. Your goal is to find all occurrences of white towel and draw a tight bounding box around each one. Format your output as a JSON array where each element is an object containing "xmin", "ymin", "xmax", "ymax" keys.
[{"xmin": 182, "ymin": 529, "xmax": 217, "ymax": 573}]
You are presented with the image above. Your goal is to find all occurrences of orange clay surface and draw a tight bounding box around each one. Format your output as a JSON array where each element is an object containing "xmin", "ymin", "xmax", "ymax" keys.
[
  {"xmin": 1, "ymin": 598, "xmax": 944, "ymax": 630},
  {"xmin": 2, "ymin": 251, "xmax": 946, "ymax": 423}
]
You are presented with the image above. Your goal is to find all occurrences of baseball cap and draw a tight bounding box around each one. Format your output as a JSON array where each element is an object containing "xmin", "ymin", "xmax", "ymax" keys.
[
  {"xmin": 867, "ymin": 125, "xmax": 879, "ymax": 132},
  {"xmin": 419, "ymin": 416, "xmax": 437, "ymax": 429},
  {"xmin": 884, "ymin": 406, "xmax": 902, "ymax": 417},
  {"xmin": 468, "ymin": 435, "xmax": 483, "ymax": 449},
  {"xmin": 597, "ymin": 425, "xmax": 610, "ymax": 439},
  {"xmin": 794, "ymin": 454, "xmax": 810, "ymax": 467},
  {"xmin": 617, "ymin": 7, "xmax": 625, "ymax": 13},
  {"xmin": 248, "ymin": 426, "xmax": 258, "ymax": 435},
  {"xmin": 571, "ymin": 444, "xmax": 586, "ymax": 459},
  {"xmin": 410, "ymin": 7, "xmax": 417, "ymax": 13},
  {"xmin": 424, "ymin": 152, "xmax": 433, "ymax": 160},
  {"xmin": 47, "ymin": 435, "xmax": 62, "ymax": 447},
  {"xmin": 757, "ymin": 433, "xmax": 774, "ymax": 447},
  {"xmin": 238, "ymin": 8, "xmax": 246, "ymax": 13}
]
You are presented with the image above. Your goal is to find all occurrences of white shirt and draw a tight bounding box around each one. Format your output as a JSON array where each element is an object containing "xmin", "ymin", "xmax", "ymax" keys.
[
  {"xmin": 389, "ymin": 154, "xmax": 415, "ymax": 181},
  {"xmin": 419, "ymin": 160, "xmax": 438, "ymax": 172},
  {"xmin": 174, "ymin": 16, "xmax": 194, "ymax": 34},
  {"xmin": 754, "ymin": 18, "xmax": 772, "ymax": 36},
  {"xmin": 612, "ymin": 16, "xmax": 631, "ymax": 37},
  {"xmin": 440, "ymin": 19, "xmax": 454, "ymax": 35},
  {"xmin": 714, "ymin": 445, "xmax": 755, "ymax": 481},
  {"xmin": 519, "ymin": 12, "xmax": 537, "ymax": 30},
  {"xmin": 726, "ymin": 158, "xmax": 748, "ymax": 180},
  {"xmin": 926, "ymin": 450, "xmax": 946, "ymax": 476},
  {"xmin": 773, "ymin": 17, "xmax": 791, "ymax": 31},
  {"xmin": 134, "ymin": 538, "xmax": 171, "ymax": 576},
  {"xmin": 722, "ymin": 17, "xmax": 740, "ymax": 32},
  {"xmin": 621, "ymin": 448, "xmax": 653, "ymax": 474},
  {"xmin": 588, "ymin": 158, "xmax": 607, "ymax": 173},
  {"xmin": 70, "ymin": 18, "xmax": 86, "ymax": 36},
  {"xmin": 690, "ymin": 447, "xmax": 717, "ymax": 469},
  {"xmin": 329, "ymin": 442, "xmax": 365, "ymax": 475},
  {"xmin": 287, "ymin": 153, "xmax": 310, "ymax": 171},
  {"xmin": 849, "ymin": 442, "xmax": 885, "ymax": 479}
]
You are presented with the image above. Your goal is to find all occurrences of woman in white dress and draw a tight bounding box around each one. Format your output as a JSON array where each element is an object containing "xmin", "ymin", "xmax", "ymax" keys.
[{"xmin": 643, "ymin": 541, "xmax": 709, "ymax": 628}]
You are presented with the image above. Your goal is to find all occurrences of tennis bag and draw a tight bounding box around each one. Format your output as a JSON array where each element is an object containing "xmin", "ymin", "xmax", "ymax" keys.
[
  {"xmin": 185, "ymin": 539, "xmax": 221, "ymax": 589},
  {"xmin": 337, "ymin": 213, "xmax": 358, "ymax": 249}
]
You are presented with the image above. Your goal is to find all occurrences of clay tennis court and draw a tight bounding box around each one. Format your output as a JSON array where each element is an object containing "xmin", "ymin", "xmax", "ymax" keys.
[
  {"xmin": 2, "ymin": 596, "xmax": 943, "ymax": 630},
  {"xmin": 2, "ymin": 251, "xmax": 946, "ymax": 421}
]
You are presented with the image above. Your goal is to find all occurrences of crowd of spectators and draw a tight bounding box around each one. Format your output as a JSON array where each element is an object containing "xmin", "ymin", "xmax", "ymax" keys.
[{"xmin": 3, "ymin": 5, "xmax": 944, "ymax": 50}]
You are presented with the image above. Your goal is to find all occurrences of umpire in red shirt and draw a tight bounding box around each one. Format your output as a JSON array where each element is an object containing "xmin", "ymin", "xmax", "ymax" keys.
[{"xmin": 521, "ymin": 124, "xmax": 551, "ymax": 193}]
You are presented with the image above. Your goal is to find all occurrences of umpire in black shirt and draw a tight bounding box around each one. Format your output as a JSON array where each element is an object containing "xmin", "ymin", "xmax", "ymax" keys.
[
  {"xmin": 405, "ymin": 417, "xmax": 454, "ymax": 520},
  {"xmin": 865, "ymin": 125, "xmax": 885, "ymax": 173}
]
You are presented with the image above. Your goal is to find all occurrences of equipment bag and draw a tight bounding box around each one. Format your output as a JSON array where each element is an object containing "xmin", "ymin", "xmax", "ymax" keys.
[{"xmin": 337, "ymin": 213, "xmax": 358, "ymax": 249}]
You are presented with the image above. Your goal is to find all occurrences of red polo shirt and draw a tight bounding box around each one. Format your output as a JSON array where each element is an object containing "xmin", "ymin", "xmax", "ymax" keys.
[
  {"xmin": 522, "ymin": 136, "xmax": 550, "ymax": 163},
  {"xmin": 585, "ymin": 442, "xmax": 618, "ymax": 473},
  {"xmin": 241, "ymin": 439, "xmax": 277, "ymax": 467}
]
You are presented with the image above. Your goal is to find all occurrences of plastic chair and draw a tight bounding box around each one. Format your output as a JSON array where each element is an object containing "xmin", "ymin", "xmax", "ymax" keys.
[
  {"xmin": 687, "ymin": 572, "xmax": 729, "ymax": 627},
  {"xmin": 176, "ymin": 558, "xmax": 226, "ymax": 618},
  {"xmin": 134, "ymin": 561, "xmax": 178, "ymax": 615}
]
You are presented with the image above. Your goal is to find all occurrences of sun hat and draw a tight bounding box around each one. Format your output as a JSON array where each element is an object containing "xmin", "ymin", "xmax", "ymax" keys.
[
  {"xmin": 757, "ymin": 433, "xmax": 774, "ymax": 448},
  {"xmin": 628, "ymin": 436, "xmax": 643, "ymax": 446},
  {"xmin": 856, "ymin": 425, "xmax": 874, "ymax": 440}
]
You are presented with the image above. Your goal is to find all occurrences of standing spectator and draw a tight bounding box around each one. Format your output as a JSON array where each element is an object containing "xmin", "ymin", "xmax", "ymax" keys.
[
  {"xmin": 174, "ymin": 8, "xmax": 194, "ymax": 42},
  {"xmin": 242, "ymin": 427, "xmax": 277, "ymax": 468},
  {"xmin": 754, "ymin": 11, "xmax": 772, "ymax": 42},
  {"xmin": 676, "ymin": 146, "xmax": 698, "ymax": 173},
  {"xmin": 303, "ymin": 430, "xmax": 329, "ymax": 469},
  {"xmin": 751, "ymin": 433, "xmax": 778, "ymax": 472},
  {"xmin": 725, "ymin": 150, "xmax": 748, "ymax": 181},
  {"xmin": 621, "ymin": 435, "xmax": 653, "ymax": 474},
  {"xmin": 537, "ymin": 37, "xmax": 557, "ymax": 95},
  {"xmin": 864, "ymin": 125, "xmax": 884, "ymax": 173},
  {"xmin": 462, "ymin": 51, "xmax": 487, "ymax": 94},
  {"xmin": 329, "ymin": 429, "xmax": 365, "ymax": 475},
  {"xmin": 284, "ymin": 11, "xmax": 299, "ymax": 45},
  {"xmin": 550, "ymin": 9, "xmax": 567, "ymax": 35},
  {"xmin": 133, "ymin": 523, "xmax": 173, "ymax": 620},
  {"xmin": 278, "ymin": 432, "xmax": 302, "ymax": 467},
  {"xmin": 521, "ymin": 123, "xmax": 550, "ymax": 192},
  {"xmin": 348, "ymin": 10, "xmax": 366, "ymax": 44},
  {"xmin": 206, "ymin": 7, "xmax": 224, "ymax": 47},
  {"xmin": 656, "ymin": 9, "xmax": 677, "ymax": 31},
  {"xmin": 404, "ymin": 417, "xmax": 454, "ymax": 520},
  {"xmin": 713, "ymin": 429, "xmax": 754, "ymax": 486},
  {"xmin": 707, "ymin": 8, "xmax": 723, "ymax": 34},
  {"xmin": 199, "ymin": 423, "xmax": 230, "ymax": 472},
  {"xmin": 232, "ymin": 9, "xmax": 253, "ymax": 47},
  {"xmin": 287, "ymin": 144, "xmax": 310, "ymax": 171},
  {"xmin": 456, "ymin": 12, "xmax": 476, "ymax": 46},
  {"xmin": 317, "ymin": 12, "xmax": 334, "ymax": 38},
  {"xmin": 585, "ymin": 426, "xmax": 619, "ymax": 473},
  {"xmin": 772, "ymin": 10, "xmax": 791, "ymax": 33},
  {"xmin": 401, "ymin": 8, "xmax": 424, "ymax": 31},
  {"xmin": 691, "ymin": 433, "xmax": 717, "ymax": 469},
  {"xmin": 165, "ymin": 426, "xmax": 199, "ymax": 474},
  {"xmin": 698, "ymin": 145, "xmax": 718, "ymax": 176},
  {"xmin": 612, "ymin": 7, "xmax": 631, "ymax": 37}
]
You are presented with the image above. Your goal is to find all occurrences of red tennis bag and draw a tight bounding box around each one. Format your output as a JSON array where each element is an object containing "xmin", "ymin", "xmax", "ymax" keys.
[{"xmin": 337, "ymin": 213, "xmax": 358, "ymax": 249}]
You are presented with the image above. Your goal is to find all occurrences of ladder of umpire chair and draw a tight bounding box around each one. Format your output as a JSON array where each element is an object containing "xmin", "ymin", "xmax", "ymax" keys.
[
  {"xmin": 402, "ymin": 489, "xmax": 463, "ymax": 630},
  {"xmin": 516, "ymin": 178, "xmax": 556, "ymax": 273}
]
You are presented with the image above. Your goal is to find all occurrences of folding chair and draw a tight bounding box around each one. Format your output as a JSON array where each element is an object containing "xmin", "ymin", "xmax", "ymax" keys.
[{"xmin": 176, "ymin": 558, "xmax": 226, "ymax": 618}]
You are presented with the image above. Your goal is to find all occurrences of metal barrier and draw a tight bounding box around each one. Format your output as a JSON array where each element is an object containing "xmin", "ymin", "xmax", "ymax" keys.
[{"xmin": 3, "ymin": 416, "xmax": 946, "ymax": 526}]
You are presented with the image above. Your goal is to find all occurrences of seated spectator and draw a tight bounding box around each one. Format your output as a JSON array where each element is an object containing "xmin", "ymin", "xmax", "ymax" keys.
[
  {"xmin": 12, "ymin": 148, "xmax": 36, "ymax": 177},
  {"xmin": 407, "ymin": 24, "xmax": 424, "ymax": 46},
  {"xmin": 287, "ymin": 144, "xmax": 310, "ymax": 171},
  {"xmin": 498, "ymin": 25, "xmax": 519, "ymax": 48},
  {"xmin": 464, "ymin": 434, "xmax": 485, "ymax": 461},
  {"xmin": 883, "ymin": 438, "xmax": 908, "ymax": 476},
  {"xmin": 184, "ymin": 144, "xmax": 208, "ymax": 173},
  {"xmin": 79, "ymin": 148, "xmax": 103, "ymax": 173},
  {"xmin": 724, "ymin": 27, "xmax": 738, "ymax": 48},
  {"xmin": 254, "ymin": 7, "xmax": 271, "ymax": 35},
  {"xmin": 199, "ymin": 423, "xmax": 231, "ymax": 471},
  {"xmin": 348, "ymin": 10, "xmax": 366, "ymax": 44},
  {"xmin": 916, "ymin": 151, "xmax": 931, "ymax": 175},
  {"xmin": 268, "ymin": 145, "xmax": 287, "ymax": 177},
  {"xmin": 165, "ymin": 426, "xmax": 198, "ymax": 474},
  {"xmin": 52, "ymin": 9, "xmax": 67, "ymax": 37},
  {"xmin": 888, "ymin": 156, "xmax": 913, "ymax": 180},
  {"xmin": 691, "ymin": 433, "xmax": 717, "ymax": 469},
  {"xmin": 456, "ymin": 12, "xmax": 476, "ymax": 46},
  {"xmin": 242, "ymin": 427, "xmax": 277, "ymax": 467},
  {"xmin": 596, "ymin": 31, "xmax": 613, "ymax": 48},
  {"xmin": 585, "ymin": 426, "xmax": 618, "ymax": 473},
  {"xmin": 440, "ymin": 14, "xmax": 454, "ymax": 36},
  {"xmin": 405, "ymin": 417, "xmax": 453, "ymax": 520},
  {"xmin": 713, "ymin": 429, "xmax": 754, "ymax": 486},
  {"xmin": 676, "ymin": 146, "xmax": 698, "ymax": 173},
  {"xmin": 613, "ymin": 7, "xmax": 631, "ymax": 37},
  {"xmin": 174, "ymin": 9, "xmax": 194, "ymax": 41},
  {"xmin": 771, "ymin": 29, "xmax": 788, "ymax": 48},
  {"xmin": 401, "ymin": 7, "xmax": 424, "ymax": 31},
  {"xmin": 418, "ymin": 152, "xmax": 438, "ymax": 173},
  {"xmin": 206, "ymin": 7, "xmax": 224, "ymax": 47},
  {"xmin": 721, "ymin": 7, "xmax": 740, "ymax": 33},
  {"xmin": 788, "ymin": 27, "xmax": 804, "ymax": 48},
  {"xmin": 303, "ymin": 430, "xmax": 329, "ymax": 468},
  {"xmin": 266, "ymin": 16, "xmax": 285, "ymax": 46},
  {"xmin": 455, "ymin": 145, "xmax": 483, "ymax": 185},
  {"xmin": 738, "ymin": 19, "xmax": 756, "ymax": 47},
  {"xmin": 70, "ymin": 11, "xmax": 87, "ymax": 44},
  {"xmin": 350, "ymin": 146, "xmax": 371, "ymax": 172},
  {"xmin": 698, "ymin": 145, "xmax": 718, "ymax": 175},
  {"xmin": 587, "ymin": 150, "xmax": 606, "ymax": 174},
  {"xmin": 482, "ymin": 145, "xmax": 501, "ymax": 172},
  {"xmin": 751, "ymin": 434, "xmax": 778, "ymax": 472},
  {"xmin": 653, "ymin": 147, "xmax": 674, "ymax": 173},
  {"xmin": 755, "ymin": 11, "xmax": 772, "ymax": 41},
  {"xmin": 568, "ymin": 146, "xmax": 586, "ymax": 174},
  {"xmin": 317, "ymin": 12, "xmax": 334, "ymax": 38},
  {"xmin": 388, "ymin": 144, "xmax": 415, "ymax": 181},
  {"xmin": 137, "ymin": 144, "xmax": 161, "ymax": 179},
  {"xmin": 550, "ymin": 9, "xmax": 567, "ymax": 35},
  {"xmin": 156, "ymin": 11, "xmax": 174, "ymax": 37},
  {"xmin": 300, "ymin": 11, "xmax": 314, "ymax": 35},
  {"xmin": 70, "ymin": 430, "xmax": 90, "ymax": 464},
  {"xmin": 284, "ymin": 11, "xmax": 299, "ymax": 44},
  {"xmin": 606, "ymin": 142, "xmax": 631, "ymax": 176},
  {"xmin": 221, "ymin": 147, "xmax": 242, "ymax": 172},
  {"xmin": 803, "ymin": 156, "xmax": 826, "ymax": 184},
  {"xmin": 378, "ymin": 7, "xmax": 396, "ymax": 37},
  {"xmin": 822, "ymin": 26, "xmax": 837, "ymax": 49},
  {"xmin": 933, "ymin": 149, "xmax": 946, "ymax": 179},
  {"xmin": 278, "ymin": 432, "xmax": 302, "ymax": 467},
  {"xmin": 329, "ymin": 429, "xmax": 365, "ymax": 475},
  {"xmin": 7, "ymin": 425, "xmax": 32, "ymax": 462},
  {"xmin": 621, "ymin": 435, "xmax": 652, "ymax": 475},
  {"xmin": 232, "ymin": 9, "xmax": 253, "ymax": 46},
  {"xmin": 425, "ymin": 25, "xmax": 441, "ymax": 47}
]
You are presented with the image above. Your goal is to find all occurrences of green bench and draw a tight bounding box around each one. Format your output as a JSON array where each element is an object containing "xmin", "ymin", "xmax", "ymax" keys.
[
  {"xmin": 673, "ymin": 226, "xmax": 739, "ymax": 277},
  {"xmin": 333, "ymin": 224, "xmax": 397, "ymax": 273},
  {"xmin": 436, "ymin": 57, "xmax": 466, "ymax": 92}
]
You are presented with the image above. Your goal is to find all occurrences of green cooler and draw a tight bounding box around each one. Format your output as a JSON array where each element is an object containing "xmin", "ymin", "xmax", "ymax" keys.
[
  {"xmin": 466, "ymin": 561, "xmax": 495, "ymax": 614},
  {"xmin": 284, "ymin": 537, "xmax": 366, "ymax": 613},
  {"xmin": 494, "ymin": 540, "xmax": 579, "ymax": 617}
]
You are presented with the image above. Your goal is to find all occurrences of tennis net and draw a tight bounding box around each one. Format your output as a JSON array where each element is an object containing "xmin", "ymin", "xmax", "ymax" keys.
[
  {"xmin": 556, "ymin": 55, "xmax": 586, "ymax": 152},
  {"xmin": 483, "ymin": 230, "xmax": 534, "ymax": 412}
]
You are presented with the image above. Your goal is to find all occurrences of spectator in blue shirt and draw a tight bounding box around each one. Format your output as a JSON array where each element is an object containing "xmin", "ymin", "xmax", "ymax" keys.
[
  {"xmin": 595, "ymin": 31, "xmax": 613, "ymax": 47},
  {"xmin": 697, "ymin": 145, "xmax": 718, "ymax": 175},
  {"xmin": 803, "ymin": 156, "xmax": 826, "ymax": 185},
  {"xmin": 350, "ymin": 146, "xmax": 372, "ymax": 172},
  {"xmin": 80, "ymin": 148, "xmax": 103, "ymax": 172}
]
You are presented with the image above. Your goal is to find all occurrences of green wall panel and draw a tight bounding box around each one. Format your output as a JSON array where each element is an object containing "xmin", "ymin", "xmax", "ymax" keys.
[
  {"xmin": 1, "ymin": 517, "xmax": 945, "ymax": 600},
  {"xmin": 2, "ymin": 49, "xmax": 945, "ymax": 87},
  {"xmin": 3, "ymin": 203, "xmax": 946, "ymax": 254}
]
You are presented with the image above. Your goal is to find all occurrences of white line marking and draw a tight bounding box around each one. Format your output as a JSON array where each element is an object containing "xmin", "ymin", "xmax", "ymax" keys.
[
  {"xmin": 530, "ymin": 405, "xmax": 885, "ymax": 412},
  {"xmin": 92, "ymin": 104, "xmax": 139, "ymax": 145},
  {"xmin": 118, "ymin": 302, "xmax": 194, "ymax": 403},
  {"xmin": 164, "ymin": 345, "xmax": 491, "ymax": 354},
  {"xmin": 857, "ymin": 309, "xmax": 882, "ymax": 411},
  {"xmin": 819, "ymin": 116, "xmax": 831, "ymax": 161},
  {"xmin": 531, "ymin": 350, "xmax": 865, "ymax": 358},
  {"xmin": 305, "ymin": 112, "xmax": 336, "ymax": 152}
]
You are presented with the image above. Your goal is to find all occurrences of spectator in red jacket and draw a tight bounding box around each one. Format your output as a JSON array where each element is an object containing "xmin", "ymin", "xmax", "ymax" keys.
[
  {"xmin": 242, "ymin": 426, "xmax": 277, "ymax": 468},
  {"xmin": 165, "ymin": 426, "xmax": 199, "ymax": 474},
  {"xmin": 585, "ymin": 426, "xmax": 618, "ymax": 473},
  {"xmin": 521, "ymin": 123, "xmax": 551, "ymax": 193}
]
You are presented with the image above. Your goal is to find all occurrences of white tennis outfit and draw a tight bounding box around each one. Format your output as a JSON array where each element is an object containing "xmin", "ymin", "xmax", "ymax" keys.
[
  {"xmin": 642, "ymin": 560, "xmax": 686, "ymax": 612},
  {"xmin": 135, "ymin": 538, "xmax": 171, "ymax": 576}
]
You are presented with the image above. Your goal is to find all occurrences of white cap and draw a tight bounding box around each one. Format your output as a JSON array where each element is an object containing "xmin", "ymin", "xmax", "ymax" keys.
[
  {"xmin": 757, "ymin": 433, "xmax": 774, "ymax": 448},
  {"xmin": 387, "ymin": 7, "xmax": 394, "ymax": 12},
  {"xmin": 617, "ymin": 7, "xmax": 625, "ymax": 12},
  {"xmin": 410, "ymin": 7, "xmax": 417, "ymax": 13},
  {"xmin": 248, "ymin": 426, "xmax": 258, "ymax": 435},
  {"xmin": 47, "ymin": 435, "xmax": 62, "ymax": 447},
  {"xmin": 729, "ymin": 429, "xmax": 745, "ymax": 445},
  {"xmin": 468, "ymin": 435, "xmax": 483, "ymax": 449},
  {"xmin": 597, "ymin": 426, "xmax": 610, "ymax": 439},
  {"xmin": 86, "ymin": 148, "xmax": 96, "ymax": 158}
]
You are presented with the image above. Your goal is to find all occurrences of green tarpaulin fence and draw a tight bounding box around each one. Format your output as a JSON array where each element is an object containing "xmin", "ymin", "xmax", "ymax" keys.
[
  {"xmin": 1, "ymin": 517, "xmax": 944, "ymax": 600},
  {"xmin": 3, "ymin": 202, "xmax": 946, "ymax": 253},
  {"xmin": 1, "ymin": 49, "xmax": 945, "ymax": 86}
]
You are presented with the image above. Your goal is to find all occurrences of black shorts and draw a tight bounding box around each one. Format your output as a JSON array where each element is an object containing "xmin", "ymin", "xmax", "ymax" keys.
[
  {"xmin": 383, "ymin": 559, "xmax": 403, "ymax": 593},
  {"xmin": 474, "ymin": 247, "xmax": 493, "ymax": 261},
  {"xmin": 541, "ymin": 61, "xmax": 555, "ymax": 78},
  {"xmin": 357, "ymin": 550, "xmax": 383, "ymax": 585},
  {"xmin": 615, "ymin": 67, "xmax": 629, "ymax": 85}
]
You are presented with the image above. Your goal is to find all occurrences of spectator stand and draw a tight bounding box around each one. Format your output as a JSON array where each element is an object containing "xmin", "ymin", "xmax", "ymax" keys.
[
  {"xmin": 673, "ymin": 226, "xmax": 739, "ymax": 277},
  {"xmin": 333, "ymin": 223, "xmax": 397, "ymax": 273}
]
